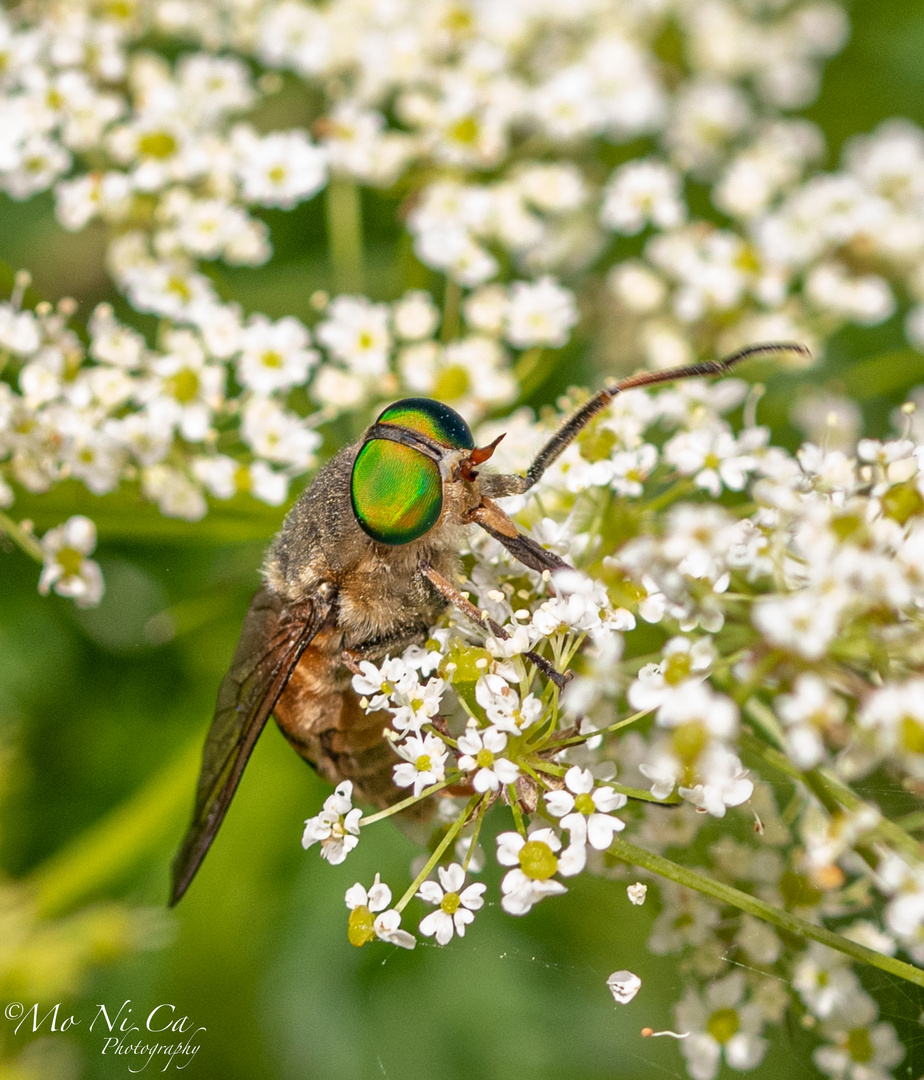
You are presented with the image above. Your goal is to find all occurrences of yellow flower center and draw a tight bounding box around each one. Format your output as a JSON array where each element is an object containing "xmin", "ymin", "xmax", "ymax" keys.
[
  {"xmin": 348, "ymin": 905, "xmax": 376, "ymax": 947},
  {"xmin": 440, "ymin": 892, "xmax": 461, "ymax": 915},
  {"xmin": 432, "ymin": 364, "xmax": 470, "ymax": 402},
  {"xmin": 900, "ymin": 715, "xmax": 924, "ymax": 755},
  {"xmin": 138, "ymin": 131, "xmax": 177, "ymax": 159},
  {"xmin": 846, "ymin": 1027, "xmax": 873, "ymax": 1063},
  {"xmin": 671, "ymin": 720, "xmax": 708, "ymax": 765},
  {"xmin": 519, "ymin": 840, "xmax": 558, "ymax": 880},
  {"xmin": 707, "ymin": 1007, "xmax": 740, "ymax": 1044},
  {"xmin": 56, "ymin": 546, "xmax": 83, "ymax": 578},
  {"xmin": 663, "ymin": 652, "xmax": 692, "ymax": 685},
  {"xmin": 167, "ymin": 367, "xmax": 200, "ymax": 403},
  {"xmin": 449, "ymin": 116, "xmax": 479, "ymax": 144}
]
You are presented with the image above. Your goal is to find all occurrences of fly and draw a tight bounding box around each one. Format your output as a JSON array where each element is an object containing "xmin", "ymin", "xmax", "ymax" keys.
[{"xmin": 170, "ymin": 342, "xmax": 805, "ymax": 903}]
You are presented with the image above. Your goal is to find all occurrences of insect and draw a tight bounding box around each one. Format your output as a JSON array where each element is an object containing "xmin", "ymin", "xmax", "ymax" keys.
[{"xmin": 170, "ymin": 342, "xmax": 804, "ymax": 903}]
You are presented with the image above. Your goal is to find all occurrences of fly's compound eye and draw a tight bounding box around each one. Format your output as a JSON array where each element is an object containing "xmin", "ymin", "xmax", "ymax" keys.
[
  {"xmin": 350, "ymin": 398, "xmax": 474, "ymax": 546},
  {"xmin": 351, "ymin": 439, "xmax": 443, "ymax": 545}
]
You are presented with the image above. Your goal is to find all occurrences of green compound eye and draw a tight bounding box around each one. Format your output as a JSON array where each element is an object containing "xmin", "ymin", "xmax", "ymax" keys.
[
  {"xmin": 351, "ymin": 399, "xmax": 474, "ymax": 546},
  {"xmin": 351, "ymin": 440, "xmax": 442, "ymax": 545}
]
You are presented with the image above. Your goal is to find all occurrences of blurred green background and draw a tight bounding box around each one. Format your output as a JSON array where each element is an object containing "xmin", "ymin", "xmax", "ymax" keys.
[{"xmin": 3, "ymin": 1, "xmax": 924, "ymax": 1078}]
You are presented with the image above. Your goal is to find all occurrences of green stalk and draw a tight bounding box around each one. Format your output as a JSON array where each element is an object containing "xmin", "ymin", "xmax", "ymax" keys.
[
  {"xmin": 0, "ymin": 509, "xmax": 43, "ymax": 562},
  {"xmin": 394, "ymin": 794, "xmax": 481, "ymax": 913},
  {"xmin": 645, "ymin": 477, "xmax": 697, "ymax": 513},
  {"xmin": 742, "ymin": 703, "xmax": 924, "ymax": 865},
  {"xmin": 606, "ymin": 835, "xmax": 924, "ymax": 989},
  {"xmin": 441, "ymin": 278, "xmax": 462, "ymax": 343},
  {"xmin": 325, "ymin": 176, "xmax": 364, "ymax": 294},
  {"xmin": 360, "ymin": 777, "xmax": 457, "ymax": 826}
]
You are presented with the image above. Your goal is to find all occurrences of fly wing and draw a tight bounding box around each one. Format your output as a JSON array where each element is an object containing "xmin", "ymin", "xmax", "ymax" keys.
[{"xmin": 170, "ymin": 584, "xmax": 336, "ymax": 904}]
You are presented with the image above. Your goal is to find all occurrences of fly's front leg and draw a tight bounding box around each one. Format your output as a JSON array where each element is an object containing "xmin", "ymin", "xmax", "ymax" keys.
[
  {"xmin": 341, "ymin": 623, "xmax": 433, "ymax": 675},
  {"xmin": 419, "ymin": 561, "xmax": 572, "ymax": 691}
]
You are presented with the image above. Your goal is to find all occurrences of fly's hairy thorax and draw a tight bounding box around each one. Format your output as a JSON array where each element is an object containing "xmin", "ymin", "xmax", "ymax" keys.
[{"xmin": 263, "ymin": 440, "xmax": 479, "ymax": 643}]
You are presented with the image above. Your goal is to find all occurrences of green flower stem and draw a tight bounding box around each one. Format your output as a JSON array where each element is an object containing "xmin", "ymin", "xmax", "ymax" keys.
[
  {"xmin": 606, "ymin": 835, "xmax": 924, "ymax": 989},
  {"xmin": 546, "ymin": 708, "xmax": 653, "ymax": 753},
  {"xmin": 462, "ymin": 801, "xmax": 487, "ymax": 873},
  {"xmin": 509, "ymin": 791, "xmax": 527, "ymax": 836},
  {"xmin": 512, "ymin": 346, "xmax": 550, "ymax": 399},
  {"xmin": 325, "ymin": 175, "xmax": 364, "ymax": 294},
  {"xmin": 360, "ymin": 777, "xmax": 457, "ymax": 826},
  {"xmin": 742, "ymin": 705, "xmax": 923, "ymax": 865},
  {"xmin": 612, "ymin": 783, "xmax": 681, "ymax": 805},
  {"xmin": 394, "ymin": 794, "xmax": 481, "ymax": 913},
  {"xmin": 0, "ymin": 510, "xmax": 43, "ymax": 562},
  {"xmin": 896, "ymin": 811, "xmax": 924, "ymax": 834},
  {"xmin": 645, "ymin": 477, "xmax": 697, "ymax": 514},
  {"xmin": 28, "ymin": 740, "xmax": 201, "ymax": 918},
  {"xmin": 441, "ymin": 278, "xmax": 462, "ymax": 343}
]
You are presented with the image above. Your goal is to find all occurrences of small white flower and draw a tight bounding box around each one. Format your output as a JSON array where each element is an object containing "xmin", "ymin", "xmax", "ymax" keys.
[
  {"xmin": 457, "ymin": 722, "xmax": 520, "ymax": 792},
  {"xmin": 373, "ymin": 909, "xmax": 417, "ymax": 950},
  {"xmin": 235, "ymin": 128, "xmax": 327, "ymax": 209},
  {"xmin": 504, "ymin": 277, "xmax": 578, "ymax": 349},
  {"xmin": 544, "ymin": 766, "xmax": 627, "ymax": 849},
  {"xmin": 677, "ymin": 743, "xmax": 753, "ymax": 818},
  {"xmin": 393, "ymin": 733, "xmax": 448, "ymax": 796},
  {"xmin": 675, "ymin": 971, "xmax": 770, "ymax": 1080},
  {"xmin": 496, "ymin": 828, "xmax": 583, "ymax": 916},
  {"xmin": 775, "ymin": 674, "xmax": 845, "ymax": 769},
  {"xmin": 655, "ymin": 682, "xmax": 739, "ymax": 740},
  {"xmin": 392, "ymin": 290, "xmax": 440, "ymax": 341},
  {"xmin": 352, "ymin": 658, "xmax": 415, "ymax": 710},
  {"xmin": 813, "ymin": 990, "xmax": 904, "ymax": 1080},
  {"xmin": 345, "ymin": 873, "xmax": 416, "ymax": 950},
  {"xmin": 601, "ymin": 159, "xmax": 686, "ymax": 234},
  {"xmin": 236, "ymin": 314, "xmax": 318, "ymax": 394},
  {"xmin": 627, "ymin": 883, "xmax": 648, "ymax": 906},
  {"xmin": 792, "ymin": 943, "xmax": 862, "ymax": 1020},
  {"xmin": 38, "ymin": 515, "xmax": 105, "ymax": 608},
  {"xmin": 345, "ymin": 872, "xmax": 391, "ymax": 915},
  {"xmin": 417, "ymin": 863, "xmax": 486, "ymax": 945},
  {"xmin": 315, "ymin": 295, "xmax": 391, "ymax": 376},
  {"xmin": 389, "ymin": 676, "xmax": 446, "ymax": 734},
  {"xmin": 302, "ymin": 781, "xmax": 363, "ymax": 864},
  {"xmin": 753, "ymin": 591, "xmax": 844, "ymax": 660},
  {"xmin": 474, "ymin": 674, "xmax": 543, "ymax": 734}
]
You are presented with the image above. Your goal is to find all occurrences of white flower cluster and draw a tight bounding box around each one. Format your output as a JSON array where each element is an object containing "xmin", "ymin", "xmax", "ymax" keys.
[
  {"xmin": 292, "ymin": 375, "xmax": 924, "ymax": 1077},
  {"xmin": 0, "ymin": 282, "xmax": 322, "ymax": 531},
  {"xmin": 0, "ymin": 269, "xmax": 575, "ymax": 605}
]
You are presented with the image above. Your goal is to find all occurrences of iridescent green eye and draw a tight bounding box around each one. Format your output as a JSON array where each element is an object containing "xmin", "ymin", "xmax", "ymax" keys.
[
  {"xmin": 351, "ymin": 439, "xmax": 442, "ymax": 545},
  {"xmin": 350, "ymin": 398, "xmax": 474, "ymax": 546}
]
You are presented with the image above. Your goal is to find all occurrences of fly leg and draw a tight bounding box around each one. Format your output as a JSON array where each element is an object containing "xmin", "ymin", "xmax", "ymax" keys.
[{"xmin": 419, "ymin": 561, "xmax": 572, "ymax": 691}]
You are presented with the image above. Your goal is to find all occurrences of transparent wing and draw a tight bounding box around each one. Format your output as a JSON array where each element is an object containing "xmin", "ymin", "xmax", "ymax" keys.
[{"xmin": 170, "ymin": 584, "xmax": 335, "ymax": 904}]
